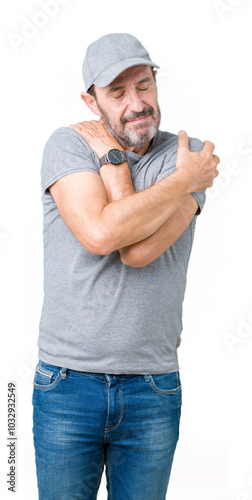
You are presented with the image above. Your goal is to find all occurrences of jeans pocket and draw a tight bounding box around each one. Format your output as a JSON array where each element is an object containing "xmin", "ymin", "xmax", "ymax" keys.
[
  {"xmin": 148, "ymin": 371, "xmax": 181, "ymax": 395},
  {"xmin": 33, "ymin": 360, "xmax": 67, "ymax": 392}
]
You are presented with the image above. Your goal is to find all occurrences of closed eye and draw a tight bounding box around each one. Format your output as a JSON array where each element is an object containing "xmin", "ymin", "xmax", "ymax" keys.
[
  {"xmin": 115, "ymin": 93, "xmax": 125, "ymax": 99},
  {"xmin": 114, "ymin": 87, "xmax": 149, "ymax": 99}
]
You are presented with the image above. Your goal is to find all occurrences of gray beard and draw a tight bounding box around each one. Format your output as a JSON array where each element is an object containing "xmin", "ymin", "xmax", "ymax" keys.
[
  {"xmin": 107, "ymin": 120, "xmax": 159, "ymax": 148},
  {"xmin": 97, "ymin": 103, "xmax": 161, "ymax": 149}
]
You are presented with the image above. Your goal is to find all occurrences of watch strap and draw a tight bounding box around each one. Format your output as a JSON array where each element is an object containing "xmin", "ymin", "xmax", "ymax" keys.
[{"xmin": 99, "ymin": 153, "xmax": 109, "ymax": 167}]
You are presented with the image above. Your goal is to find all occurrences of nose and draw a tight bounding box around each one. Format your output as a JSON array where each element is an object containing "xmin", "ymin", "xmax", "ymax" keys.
[{"xmin": 126, "ymin": 89, "xmax": 145, "ymax": 113}]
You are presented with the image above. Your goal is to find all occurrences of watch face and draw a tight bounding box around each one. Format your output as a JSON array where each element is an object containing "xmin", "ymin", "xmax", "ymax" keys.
[{"xmin": 107, "ymin": 149, "xmax": 125, "ymax": 165}]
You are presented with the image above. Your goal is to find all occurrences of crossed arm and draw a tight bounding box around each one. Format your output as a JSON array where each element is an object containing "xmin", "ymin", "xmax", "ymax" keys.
[
  {"xmin": 98, "ymin": 161, "xmax": 199, "ymax": 267},
  {"xmin": 49, "ymin": 121, "xmax": 219, "ymax": 267}
]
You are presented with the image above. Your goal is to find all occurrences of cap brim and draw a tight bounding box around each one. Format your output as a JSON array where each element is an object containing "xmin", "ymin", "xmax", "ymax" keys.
[{"xmin": 92, "ymin": 58, "xmax": 160, "ymax": 89}]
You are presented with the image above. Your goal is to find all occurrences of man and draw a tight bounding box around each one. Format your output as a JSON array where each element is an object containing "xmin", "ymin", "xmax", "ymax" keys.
[{"xmin": 32, "ymin": 33, "xmax": 219, "ymax": 499}]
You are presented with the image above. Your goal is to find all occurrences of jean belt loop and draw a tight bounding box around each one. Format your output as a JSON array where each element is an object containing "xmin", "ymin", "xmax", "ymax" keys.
[{"xmin": 60, "ymin": 367, "xmax": 67, "ymax": 379}]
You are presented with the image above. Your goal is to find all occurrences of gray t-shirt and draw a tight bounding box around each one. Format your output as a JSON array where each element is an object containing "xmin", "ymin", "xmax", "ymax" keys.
[{"xmin": 38, "ymin": 127, "xmax": 205, "ymax": 374}]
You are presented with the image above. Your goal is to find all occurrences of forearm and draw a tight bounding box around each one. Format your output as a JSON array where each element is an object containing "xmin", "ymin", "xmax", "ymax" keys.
[
  {"xmin": 100, "ymin": 161, "xmax": 154, "ymax": 260},
  {"xmin": 119, "ymin": 194, "xmax": 199, "ymax": 266},
  {"xmin": 99, "ymin": 162, "xmax": 196, "ymax": 266},
  {"xmin": 99, "ymin": 161, "xmax": 135, "ymax": 202},
  {"xmin": 99, "ymin": 162, "xmax": 191, "ymax": 254}
]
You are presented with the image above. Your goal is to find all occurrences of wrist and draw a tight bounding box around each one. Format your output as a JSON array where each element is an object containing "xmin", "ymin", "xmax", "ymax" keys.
[
  {"xmin": 172, "ymin": 169, "xmax": 194, "ymax": 195},
  {"xmin": 99, "ymin": 148, "xmax": 127, "ymax": 168},
  {"xmin": 100, "ymin": 160, "xmax": 128, "ymax": 171}
]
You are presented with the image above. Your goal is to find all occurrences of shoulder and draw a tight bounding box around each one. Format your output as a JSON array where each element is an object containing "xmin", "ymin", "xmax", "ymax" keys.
[
  {"xmin": 40, "ymin": 126, "xmax": 100, "ymax": 195},
  {"xmin": 43, "ymin": 126, "xmax": 94, "ymax": 157},
  {"xmin": 154, "ymin": 129, "xmax": 204, "ymax": 153},
  {"xmin": 188, "ymin": 136, "xmax": 205, "ymax": 153}
]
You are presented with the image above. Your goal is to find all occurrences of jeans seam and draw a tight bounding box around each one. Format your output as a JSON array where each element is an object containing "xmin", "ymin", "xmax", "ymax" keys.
[
  {"xmin": 33, "ymin": 368, "xmax": 67, "ymax": 392},
  {"xmin": 148, "ymin": 375, "xmax": 181, "ymax": 395},
  {"xmin": 36, "ymin": 367, "xmax": 54, "ymax": 378},
  {"xmin": 106, "ymin": 447, "xmax": 113, "ymax": 500},
  {"xmin": 93, "ymin": 454, "xmax": 106, "ymax": 499},
  {"xmin": 105, "ymin": 377, "xmax": 125, "ymax": 433}
]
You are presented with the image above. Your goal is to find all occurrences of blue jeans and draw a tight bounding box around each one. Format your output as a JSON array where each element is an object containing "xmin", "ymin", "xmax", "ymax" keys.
[{"xmin": 32, "ymin": 360, "xmax": 182, "ymax": 500}]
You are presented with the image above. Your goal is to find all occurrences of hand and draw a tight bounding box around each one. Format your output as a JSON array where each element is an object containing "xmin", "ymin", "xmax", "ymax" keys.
[
  {"xmin": 176, "ymin": 130, "xmax": 220, "ymax": 192},
  {"xmin": 68, "ymin": 119, "xmax": 124, "ymax": 159}
]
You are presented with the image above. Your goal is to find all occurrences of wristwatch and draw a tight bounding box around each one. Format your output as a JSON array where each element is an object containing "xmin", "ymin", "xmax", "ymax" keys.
[{"xmin": 99, "ymin": 149, "xmax": 127, "ymax": 167}]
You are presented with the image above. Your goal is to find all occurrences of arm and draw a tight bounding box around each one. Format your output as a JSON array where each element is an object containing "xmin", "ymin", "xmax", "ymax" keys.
[
  {"xmin": 98, "ymin": 149, "xmax": 198, "ymax": 267},
  {"xmin": 66, "ymin": 121, "xmax": 218, "ymax": 261},
  {"xmin": 119, "ymin": 196, "xmax": 198, "ymax": 266},
  {"xmin": 49, "ymin": 165, "xmax": 192, "ymax": 256},
  {"xmin": 49, "ymin": 122, "xmax": 218, "ymax": 256}
]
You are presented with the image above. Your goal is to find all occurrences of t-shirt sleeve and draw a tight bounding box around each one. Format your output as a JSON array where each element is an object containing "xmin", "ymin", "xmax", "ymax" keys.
[{"xmin": 40, "ymin": 127, "xmax": 100, "ymax": 195}]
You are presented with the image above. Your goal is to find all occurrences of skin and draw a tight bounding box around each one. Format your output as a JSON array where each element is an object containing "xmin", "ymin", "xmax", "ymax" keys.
[
  {"xmin": 76, "ymin": 65, "xmax": 161, "ymax": 157},
  {"xmin": 48, "ymin": 65, "xmax": 220, "ymax": 265}
]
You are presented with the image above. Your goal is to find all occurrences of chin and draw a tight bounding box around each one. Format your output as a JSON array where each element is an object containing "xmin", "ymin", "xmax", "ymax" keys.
[{"xmin": 124, "ymin": 125, "xmax": 157, "ymax": 148}]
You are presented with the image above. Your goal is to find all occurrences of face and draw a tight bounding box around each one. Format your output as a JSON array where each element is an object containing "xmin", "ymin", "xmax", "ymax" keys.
[{"xmin": 93, "ymin": 65, "xmax": 161, "ymax": 153}]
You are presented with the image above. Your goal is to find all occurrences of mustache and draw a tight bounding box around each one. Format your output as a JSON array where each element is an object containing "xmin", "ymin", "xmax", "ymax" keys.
[{"xmin": 121, "ymin": 106, "xmax": 154, "ymax": 125}]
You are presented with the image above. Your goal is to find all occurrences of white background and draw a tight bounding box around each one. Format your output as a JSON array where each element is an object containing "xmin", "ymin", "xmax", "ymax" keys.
[{"xmin": 1, "ymin": 0, "xmax": 252, "ymax": 498}]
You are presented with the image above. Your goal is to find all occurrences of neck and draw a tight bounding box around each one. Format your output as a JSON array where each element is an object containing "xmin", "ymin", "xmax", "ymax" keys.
[
  {"xmin": 128, "ymin": 142, "xmax": 151, "ymax": 156},
  {"xmin": 122, "ymin": 138, "xmax": 154, "ymax": 156}
]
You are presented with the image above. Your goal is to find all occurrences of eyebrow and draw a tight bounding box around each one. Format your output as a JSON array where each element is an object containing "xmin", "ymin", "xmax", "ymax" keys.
[{"xmin": 108, "ymin": 77, "xmax": 152, "ymax": 94}]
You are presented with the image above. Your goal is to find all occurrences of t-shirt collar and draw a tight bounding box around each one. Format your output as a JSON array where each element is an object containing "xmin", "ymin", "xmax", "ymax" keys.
[{"xmin": 125, "ymin": 130, "xmax": 160, "ymax": 160}]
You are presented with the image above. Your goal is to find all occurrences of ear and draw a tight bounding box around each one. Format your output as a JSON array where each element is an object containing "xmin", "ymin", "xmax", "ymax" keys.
[{"xmin": 80, "ymin": 92, "xmax": 100, "ymax": 116}]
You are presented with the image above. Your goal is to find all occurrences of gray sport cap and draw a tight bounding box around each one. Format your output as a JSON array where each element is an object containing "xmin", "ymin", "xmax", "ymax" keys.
[{"xmin": 82, "ymin": 33, "xmax": 160, "ymax": 91}]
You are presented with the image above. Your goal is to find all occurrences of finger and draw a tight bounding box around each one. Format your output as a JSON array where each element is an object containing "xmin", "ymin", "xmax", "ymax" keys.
[
  {"xmin": 68, "ymin": 124, "xmax": 82, "ymax": 131},
  {"xmin": 89, "ymin": 120, "xmax": 100, "ymax": 126},
  {"xmin": 203, "ymin": 140, "xmax": 215, "ymax": 154},
  {"xmin": 178, "ymin": 130, "xmax": 189, "ymax": 149},
  {"xmin": 213, "ymin": 154, "xmax": 220, "ymax": 165}
]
